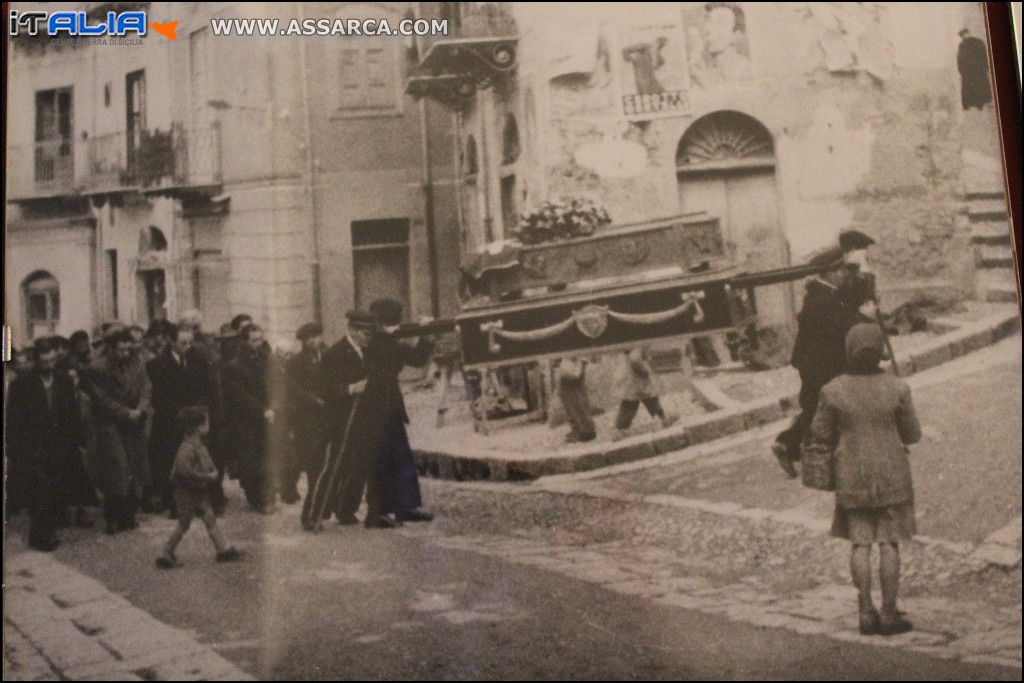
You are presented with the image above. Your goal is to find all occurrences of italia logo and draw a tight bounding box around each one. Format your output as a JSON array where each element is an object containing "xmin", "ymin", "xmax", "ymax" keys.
[{"xmin": 9, "ymin": 10, "xmax": 178, "ymax": 40}]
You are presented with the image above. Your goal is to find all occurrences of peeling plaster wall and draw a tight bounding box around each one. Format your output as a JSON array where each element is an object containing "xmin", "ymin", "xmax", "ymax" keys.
[{"xmin": 456, "ymin": 2, "xmax": 999, "ymax": 307}]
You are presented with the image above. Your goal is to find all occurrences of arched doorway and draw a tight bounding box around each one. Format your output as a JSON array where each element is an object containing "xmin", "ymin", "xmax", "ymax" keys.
[
  {"xmin": 676, "ymin": 110, "xmax": 793, "ymax": 327},
  {"xmin": 22, "ymin": 270, "xmax": 60, "ymax": 340}
]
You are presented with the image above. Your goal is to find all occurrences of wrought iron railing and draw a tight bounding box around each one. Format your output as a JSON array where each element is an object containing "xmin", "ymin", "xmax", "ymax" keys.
[{"xmin": 8, "ymin": 123, "xmax": 221, "ymax": 198}]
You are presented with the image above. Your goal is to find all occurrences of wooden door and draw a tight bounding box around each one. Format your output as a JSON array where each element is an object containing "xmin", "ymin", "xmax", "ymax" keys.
[{"xmin": 679, "ymin": 168, "xmax": 793, "ymax": 328}]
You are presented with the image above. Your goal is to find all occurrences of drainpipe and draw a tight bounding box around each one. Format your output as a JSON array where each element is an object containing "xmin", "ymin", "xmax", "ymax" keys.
[
  {"xmin": 419, "ymin": 99, "xmax": 440, "ymax": 318},
  {"xmin": 297, "ymin": 1, "xmax": 323, "ymax": 324},
  {"xmin": 478, "ymin": 93, "xmax": 496, "ymax": 244}
]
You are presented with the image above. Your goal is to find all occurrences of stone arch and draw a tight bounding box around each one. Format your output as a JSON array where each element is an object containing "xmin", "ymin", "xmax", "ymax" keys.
[
  {"xmin": 676, "ymin": 110, "xmax": 774, "ymax": 170},
  {"xmin": 675, "ymin": 110, "xmax": 792, "ymax": 328}
]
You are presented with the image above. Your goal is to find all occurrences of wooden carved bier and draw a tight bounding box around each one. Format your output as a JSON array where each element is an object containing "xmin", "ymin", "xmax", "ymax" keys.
[{"xmin": 389, "ymin": 214, "xmax": 820, "ymax": 369}]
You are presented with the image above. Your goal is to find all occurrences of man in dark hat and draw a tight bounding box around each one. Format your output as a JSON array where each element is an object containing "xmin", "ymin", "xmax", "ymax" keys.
[
  {"xmin": 330, "ymin": 298, "xmax": 435, "ymax": 528},
  {"xmin": 772, "ymin": 246, "xmax": 862, "ymax": 478},
  {"xmin": 281, "ymin": 322, "xmax": 330, "ymax": 505},
  {"xmin": 301, "ymin": 310, "xmax": 373, "ymax": 529}
]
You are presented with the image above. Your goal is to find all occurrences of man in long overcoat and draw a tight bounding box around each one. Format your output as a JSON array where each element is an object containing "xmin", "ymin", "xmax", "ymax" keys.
[
  {"xmin": 301, "ymin": 311, "xmax": 372, "ymax": 529},
  {"xmin": 223, "ymin": 323, "xmax": 277, "ymax": 513},
  {"xmin": 88, "ymin": 330, "xmax": 152, "ymax": 532},
  {"xmin": 334, "ymin": 298, "xmax": 434, "ymax": 528},
  {"xmin": 147, "ymin": 322, "xmax": 219, "ymax": 516},
  {"xmin": 5, "ymin": 338, "xmax": 84, "ymax": 550},
  {"xmin": 772, "ymin": 248, "xmax": 862, "ymax": 477},
  {"xmin": 282, "ymin": 322, "xmax": 331, "ymax": 505}
]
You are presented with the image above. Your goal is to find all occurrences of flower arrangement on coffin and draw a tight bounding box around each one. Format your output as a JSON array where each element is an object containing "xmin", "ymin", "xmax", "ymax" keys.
[{"xmin": 513, "ymin": 197, "xmax": 612, "ymax": 245}]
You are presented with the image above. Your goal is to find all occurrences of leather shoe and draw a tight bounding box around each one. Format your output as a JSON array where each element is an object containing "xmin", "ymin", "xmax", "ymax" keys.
[
  {"xmin": 29, "ymin": 539, "xmax": 59, "ymax": 553},
  {"xmin": 335, "ymin": 514, "xmax": 359, "ymax": 526},
  {"xmin": 397, "ymin": 509, "xmax": 434, "ymax": 523},
  {"xmin": 772, "ymin": 441, "xmax": 798, "ymax": 479},
  {"xmin": 364, "ymin": 516, "xmax": 396, "ymax": 529}
]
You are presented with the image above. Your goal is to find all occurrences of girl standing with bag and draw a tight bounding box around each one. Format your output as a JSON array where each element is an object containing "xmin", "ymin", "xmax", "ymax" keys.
[{"xmin": 806, "ymin": 323, "xmax": 922, "ymax": 636}]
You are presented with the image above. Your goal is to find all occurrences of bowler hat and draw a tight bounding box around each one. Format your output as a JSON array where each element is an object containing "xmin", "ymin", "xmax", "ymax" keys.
[
  {"xmin": 369, "ymin": 298, "xmax": 403, "ymax": 327},
  {"xmin": 345, "ymin": 309, "xmax": 377, "ymax": 329},
  {"xmin": 296, "ymin": 322, "xmax": 323, "ymax": 341}
]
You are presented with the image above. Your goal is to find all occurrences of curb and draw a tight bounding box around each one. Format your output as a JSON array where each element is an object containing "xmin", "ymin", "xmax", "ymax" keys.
[{"xmin": 413, "ymin": 310, "xmax": 1021, "ymax": 482}]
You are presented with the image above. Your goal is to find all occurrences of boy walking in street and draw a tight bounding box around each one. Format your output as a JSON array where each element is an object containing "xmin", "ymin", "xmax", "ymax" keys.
[
  {"xmin": 612, "ymin": 347, "xmax": 678, "ymax": 441},
  {"xmin": 157, "ymin": 408, "xmax": 242, "ymax": 568}
]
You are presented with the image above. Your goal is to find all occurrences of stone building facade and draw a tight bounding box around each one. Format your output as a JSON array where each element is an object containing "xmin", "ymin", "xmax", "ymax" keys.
[
  {"xmin": 413, "ymin": 2, "xmax": 1011, "ymax": 332},
  {"xmin": 6, "ymin": 1, "xmax": 460, "ymax": 348}
]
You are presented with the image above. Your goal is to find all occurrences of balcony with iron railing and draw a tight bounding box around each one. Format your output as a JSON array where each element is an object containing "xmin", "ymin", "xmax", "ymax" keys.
[
  {"xmin": 415, "ymin": 2, "xmax": 517, "ymax": 59},
  {"xmin": 7, "ymin": 123, "xmax": 222, "ymax": 200},
  {"xmin": 406, "ymin": 2, "xmax": 518, "ymax": 109}
]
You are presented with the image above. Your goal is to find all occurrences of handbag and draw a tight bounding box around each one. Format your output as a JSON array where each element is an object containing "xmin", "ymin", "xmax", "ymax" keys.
[{"xmin": 800, "ymin": 440, "xmax": 836, "ymax": 491}]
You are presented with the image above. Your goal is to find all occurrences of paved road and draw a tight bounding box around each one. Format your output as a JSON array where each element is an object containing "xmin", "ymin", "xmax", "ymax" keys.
[{"xmin": 4, "ymin": 336, "xmax": 1021, "ymax": 680}]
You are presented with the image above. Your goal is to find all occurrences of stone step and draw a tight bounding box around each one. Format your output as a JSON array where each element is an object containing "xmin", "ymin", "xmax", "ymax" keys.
[
  {"xmin": 986, "ymin": 284, "xmax": 1020, "ymax": 304},
  {"xmin": 970, "ymin": 219, "xmax": 1013, "ymax": 245},
  {"xmin": 977, "ymin": 255, "xmax": 1017, "ymax": 270},
  {"xmin": 966, "ymin": 196, "xmax": 1009, "ymax": 217},
  {"xmin": 964, "ymin": 189, "xmax": 1005, "ymax": 201},
  {"xmin": 975, "ymin": 243, "xmax": 1016, "ymax": 264},
  {"xmin": 977, "ymin": 265, "xmax": 1020, "ymax": 289}
]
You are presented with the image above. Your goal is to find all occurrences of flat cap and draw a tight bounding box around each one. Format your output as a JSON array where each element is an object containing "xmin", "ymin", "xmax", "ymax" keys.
[
  {"xmin": 295, "ymin": 322, "xmax": 323, "ymax": 341},
  {"xmin": 806, "ymin": 245, "xmax": 847, "ymax": 272},
  {"xmin": 838, "ymin": 229, "xmax": 876, "ymax": 252},
  {"xmin": 217, "ymin": 323, "xmax": 238, "ymax": 340}
]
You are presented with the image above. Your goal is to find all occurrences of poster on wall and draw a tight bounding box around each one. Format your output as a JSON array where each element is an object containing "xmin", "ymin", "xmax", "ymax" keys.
[
  {"xmin": 614, "ymin": 6, "xmax": 692, "ymax": 119},
  {"xmin": 680, "ymin": 1, "xmax": 753, "ymax": 89}
]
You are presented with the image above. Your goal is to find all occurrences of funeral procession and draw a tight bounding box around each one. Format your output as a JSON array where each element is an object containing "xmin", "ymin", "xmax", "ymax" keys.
[{"xmin": 3, "ymin": 2, "xmax": 1021, "ymax": 681}]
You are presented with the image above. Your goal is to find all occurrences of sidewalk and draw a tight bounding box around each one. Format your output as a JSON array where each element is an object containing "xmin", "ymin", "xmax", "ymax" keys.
[
  {"xmin": 410, "ymin": 304, "xmax": 1021, "ymax": 481},
  {"xmin": 3, "ymin": 540, "xmax": 253, "ymax": 681}
]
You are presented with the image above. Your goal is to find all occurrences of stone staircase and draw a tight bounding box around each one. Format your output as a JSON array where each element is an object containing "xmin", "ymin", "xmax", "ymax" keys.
[{"xmin": 966, "ymin": 188, "xmax": 1020, "ymax": 303}]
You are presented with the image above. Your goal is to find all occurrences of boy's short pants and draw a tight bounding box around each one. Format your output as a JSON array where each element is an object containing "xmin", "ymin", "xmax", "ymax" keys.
[
  {"xmin": 173, "ymin": 486, "xmax": 214, "ymax": 519},
  {"xmin": 615, "ymin": 397, "xmax": 664, "ymax": 429}
]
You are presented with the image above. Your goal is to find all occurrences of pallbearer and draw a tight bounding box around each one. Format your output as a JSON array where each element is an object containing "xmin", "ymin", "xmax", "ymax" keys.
[
  {"xmin": 301, "ymin": 310, "xmax": 373, "ymax": 530},
  {"xmin": 362, "ymin": 298, "xmax": 435, "ymax": 525}
]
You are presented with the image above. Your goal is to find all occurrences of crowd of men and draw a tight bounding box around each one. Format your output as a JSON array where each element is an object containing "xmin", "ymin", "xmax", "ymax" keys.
[{"xmin": 5, "ymin": 298, "xmax": 435, "ymax": 552}]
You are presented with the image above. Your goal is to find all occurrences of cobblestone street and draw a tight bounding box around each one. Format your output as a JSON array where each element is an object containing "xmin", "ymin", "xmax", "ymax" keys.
[{"xmin": 4, "ymin": 336, "xmax": 1021, "ymax": 680}]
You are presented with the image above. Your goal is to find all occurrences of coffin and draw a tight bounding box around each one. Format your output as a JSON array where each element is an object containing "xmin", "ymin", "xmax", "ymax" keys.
[
  {"xmin": 455, "ymin": 265, "xmax": 746, "ymax": 369},
  {"xmin": 462, "ymin": 213, "xmax": 726, "ymax": 301}
]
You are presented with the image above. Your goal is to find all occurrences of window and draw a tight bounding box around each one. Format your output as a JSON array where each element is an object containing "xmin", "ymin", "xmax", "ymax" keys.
[
  {"xmin": 34, "ymin": 87, "xmax": 73, "ymax": 184},
  {"xmin": 351, "ymin": 219, "xmax": 410, "ymax": 313},
  {"xmin": 22, "ymin": 271, "xmax": 60, "ymax": 340},
  {"xmin": 502, "ymin": 115, "xmax": 520, "ymax": 165},
  {"xmin": 336, "ymin": 6, "xmax": 401, "ymax": 114},
  {"xmin": 126, "ymin": 70, "xmax": 146, "ymax": 175},
  {"xmin": 190, "ymin": 28, "xmax": 210, "ymax": 125}
]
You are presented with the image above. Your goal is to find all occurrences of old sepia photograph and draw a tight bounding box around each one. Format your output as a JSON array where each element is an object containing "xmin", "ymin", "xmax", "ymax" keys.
[{"xmin": 3, "ymin": 2, "xmax": 1021, "ymax": 680}]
